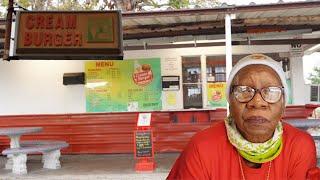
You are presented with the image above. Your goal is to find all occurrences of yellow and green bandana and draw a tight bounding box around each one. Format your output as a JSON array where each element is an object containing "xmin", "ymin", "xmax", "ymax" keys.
[{"xmin": 225, "ymin": 117, "xmax": 283, "ymax": 163}]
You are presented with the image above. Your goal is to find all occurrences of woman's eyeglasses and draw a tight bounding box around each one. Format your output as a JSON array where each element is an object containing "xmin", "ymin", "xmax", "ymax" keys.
[{"xmin": 232, "ymin": 85, "xmax": 284, "ymax": 103}]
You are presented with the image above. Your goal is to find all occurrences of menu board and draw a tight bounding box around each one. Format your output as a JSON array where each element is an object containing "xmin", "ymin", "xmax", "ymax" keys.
[
  {"xmin": 134, "ymin": 130, "xmax": 153, "ymax": 158},
  {"xmin": 85, "ymin": 58, "xmax": 162, "ymax": 112}
]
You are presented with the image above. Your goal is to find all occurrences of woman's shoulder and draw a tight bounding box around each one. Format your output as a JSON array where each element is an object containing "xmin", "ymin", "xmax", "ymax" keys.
[
  {"xmin": 282, "ymin": 122, "xmax": 315, "ymax": 147},
  {"xmin": 191, "ymin": 121, "xmax": 229, "ymax": 146}
]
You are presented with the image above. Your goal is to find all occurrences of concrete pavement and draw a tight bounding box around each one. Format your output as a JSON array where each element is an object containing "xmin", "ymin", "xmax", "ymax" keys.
[{"xmin": 0, "ymin": 153, "xmax": 179, "ymax": 180}]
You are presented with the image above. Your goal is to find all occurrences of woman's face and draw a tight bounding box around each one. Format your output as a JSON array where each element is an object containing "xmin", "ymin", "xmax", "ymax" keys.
[{"xmin": 230, "ymin": 65, "xmax": 285, "ymax": 143}]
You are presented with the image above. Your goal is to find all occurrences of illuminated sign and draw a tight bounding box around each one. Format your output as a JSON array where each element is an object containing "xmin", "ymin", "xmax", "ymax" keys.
[{"xmin": 13, "ymin": 11, "xmax": 123, "ymax": 60}]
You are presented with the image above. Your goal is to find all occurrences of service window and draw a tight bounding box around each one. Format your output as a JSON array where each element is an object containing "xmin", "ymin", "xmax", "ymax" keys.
[{"xmin": 182, "ymin": 56, "xmax": 203, "ymax": 109}]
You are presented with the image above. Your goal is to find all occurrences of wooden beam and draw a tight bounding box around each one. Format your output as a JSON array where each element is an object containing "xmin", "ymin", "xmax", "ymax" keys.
[
  {"xmin": 123, "ymin": 15, "xmax": 320, "ymax": 40},
  {"xmin": 122, "ymin": 1, "xmax": 320, "ymax": 18},
  {"xmin": 244, "ymin": 15, "xmax": 320, "ymax": 25},
  {"xmin": 124, "ymin": 25, "xmax": 320, "ymax": 40},
  {"xmin": 3, "ymin": 0, "xmax": 13, "ymax": 61},
  {"xmin": 124, "ymin": 15, "xmax": 320, "ymax": 32},
  {"xmin": 124, "ymin": 38, "xmax": 320, "ymax": 50}
]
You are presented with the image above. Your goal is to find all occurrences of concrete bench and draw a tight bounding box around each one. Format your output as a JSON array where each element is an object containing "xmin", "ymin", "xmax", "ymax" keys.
[{"xmin": 2, "ymin": 140, "xmax": 68, "ymax": 175}]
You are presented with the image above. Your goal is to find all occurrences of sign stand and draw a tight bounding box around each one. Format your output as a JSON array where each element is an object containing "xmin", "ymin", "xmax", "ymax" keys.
[{"xmin": 134, "ymin": 113, "xmax": 156, "ymax": 172}]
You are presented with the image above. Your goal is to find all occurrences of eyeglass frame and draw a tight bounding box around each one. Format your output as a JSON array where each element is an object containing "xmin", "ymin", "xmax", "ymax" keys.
[{"xmin": 231, "ymin": 85, "xmax": 285, "ymax": 103}]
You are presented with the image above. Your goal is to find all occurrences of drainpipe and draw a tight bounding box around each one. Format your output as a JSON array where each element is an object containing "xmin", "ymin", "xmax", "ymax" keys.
[
  {"xmin": 3, "ymin": 0, "xmax": 14, "ymax": 61},
  {"xmin": 225, "ymin": 13, "xmax": 235, "ymax": 115}
]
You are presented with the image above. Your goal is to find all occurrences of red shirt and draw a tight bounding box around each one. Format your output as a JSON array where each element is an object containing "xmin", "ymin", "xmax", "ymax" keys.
[{"xmin": 167, "ymin": 121, "xmax": 317, "ymax": 180}]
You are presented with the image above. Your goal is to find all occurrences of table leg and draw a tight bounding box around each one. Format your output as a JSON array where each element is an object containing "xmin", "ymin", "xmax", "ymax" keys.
[
  {"xmin": 12, "ymin": 153, "xmax": 27, "ymax": 175},
  {"xmin": 5, "ymin": 135, "xmax": 21, "ymax": 170},
  {"xmin": 43, "ymin": 150, "xmax": 61, "ymax": 169}
]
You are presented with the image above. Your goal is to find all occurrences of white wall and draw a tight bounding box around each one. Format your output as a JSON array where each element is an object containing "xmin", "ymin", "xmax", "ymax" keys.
[
  {"xmin": 0, "ymin": 60, "xmax": 85, "ymax": 115},
  {"xmin": 0, "ymin": 45, "xmax": 291, "ymax": 115}
]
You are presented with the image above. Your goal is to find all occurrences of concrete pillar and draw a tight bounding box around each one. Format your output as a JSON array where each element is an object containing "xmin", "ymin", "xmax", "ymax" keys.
[
  {"xmin": 201, "ymin": 55, "xmax": 207, "ymax": 108},
  {"xmin": 225, "ymin": 14, "xmax": 233, "ymax": 81},
  {"xmin": 290, "ymin": 54, "xmax": 307, "ymax": 105},
  {"xmin": 225, "ymin": 13, "xmax": 235, "ymax": 114}
]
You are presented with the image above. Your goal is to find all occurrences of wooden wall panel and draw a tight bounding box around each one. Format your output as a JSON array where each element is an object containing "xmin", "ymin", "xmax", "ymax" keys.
[{"xmin": 0, "ymin": 105, "xmax": 318, "ymax": 154}]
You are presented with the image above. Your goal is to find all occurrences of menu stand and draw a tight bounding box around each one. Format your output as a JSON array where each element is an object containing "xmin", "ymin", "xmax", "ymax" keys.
[{"xmin": 134, "ymin": 113, "xmax": 156, "ymax": 172}]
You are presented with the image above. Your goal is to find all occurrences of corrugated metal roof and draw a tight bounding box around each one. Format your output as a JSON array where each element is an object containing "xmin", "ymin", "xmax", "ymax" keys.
[
  {"xmin": 1, "ymin": 1, "xmax": 320, "ymax": 51},
  {"xmin": 122, "ymin": 1, "xmax": 320, "ymax": 27},
  {"xmin": 120, "ymin": 1, "xmax": 320, "ymax": 44}
]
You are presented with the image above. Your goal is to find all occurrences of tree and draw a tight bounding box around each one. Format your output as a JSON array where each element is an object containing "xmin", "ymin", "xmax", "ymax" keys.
[
  {"xmin": 1, "ymin": 0, "xmax": 31, "ymax": 16},
  {"xmin": 308, "ymin": 67, "xmax": 320, "ymax": 84},
  {"xmin": 101, "ymin": 0, "xmax": 220, "ymax": 11},
  {"xmin": 29, "ymin": 0, "xmax": 48, "ymax": 10},
  {"xmin": 0, "ymin": 0, "xmax": 221, "ymax": 17},
  {"xmin": 140, "ymin": 0, "xmax": 220, "ymax": 11},
  {"xmin": 1, "ymin": 0, "xmax": 31, "ymax": 9},
  {"xmin": 168, "ymin": 0, "xmax": 189, "ymax": 9},
  {"xmin": 0, "ymin": 0, "xmax": 101, "ymax": 17}
]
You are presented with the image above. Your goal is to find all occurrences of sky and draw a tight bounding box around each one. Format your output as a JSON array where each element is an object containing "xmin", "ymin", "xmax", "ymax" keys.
[
  {"xmin": 303, "ymin": 52, "xmax": 320, "ymax": 84},
  {"xmin": 1, "ymin": 0, "xmax": 319, "ymax": 83}
]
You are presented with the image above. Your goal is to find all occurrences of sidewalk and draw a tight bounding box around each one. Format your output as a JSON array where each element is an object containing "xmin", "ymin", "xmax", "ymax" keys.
[{"xmin": 0, "ymin": 153, "xmax": 179, "ymax": 180}]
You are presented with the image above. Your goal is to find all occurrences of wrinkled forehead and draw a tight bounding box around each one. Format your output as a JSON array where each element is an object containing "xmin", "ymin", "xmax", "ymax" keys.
[{"xmin": 231, "ymin": 64, "xmax": 282, "ymax": 85}]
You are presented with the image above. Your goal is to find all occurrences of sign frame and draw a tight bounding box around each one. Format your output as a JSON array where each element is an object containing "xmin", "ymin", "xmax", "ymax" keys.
[
  {"xmin": 12, "ymin": 10, "xmax": 123, "ymax": 60},
  {"xmin": 133, "ymin": 130, "xmax": 154, "ymax": 159},
  {"xmin": 162, "ymin": 76, "xmax": 180, "ymax": 91},
  {"xmin": 137, "ymin": 113, "xmax": 152, "ymax": 127}
]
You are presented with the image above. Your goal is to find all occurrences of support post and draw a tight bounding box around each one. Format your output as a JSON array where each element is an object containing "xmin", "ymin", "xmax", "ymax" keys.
[
  {"xmin": 225, "ymin": 13, "xmax": 235, "ymax": 115},
  {"xmin": 3, "ymin": 0, "xmax": 14, "ymax": 61}
]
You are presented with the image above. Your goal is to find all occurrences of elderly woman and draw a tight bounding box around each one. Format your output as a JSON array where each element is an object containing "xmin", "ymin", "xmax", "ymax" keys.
[{"xmin": 167, "ymin": 54, "xmax": 317, "ymax": 179}]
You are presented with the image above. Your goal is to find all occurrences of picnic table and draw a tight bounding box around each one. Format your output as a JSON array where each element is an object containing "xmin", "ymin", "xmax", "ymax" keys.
[
  {"xmin": 0, "ymin": 127, "xmax": 68, "ymax": 175},
  {"xmin": 0, "ymin": 127, "xmax": 43, "ymax": 148},
  {"xmin": 0, "ymin": 127, "xmax": 43, "ymax": 170}
]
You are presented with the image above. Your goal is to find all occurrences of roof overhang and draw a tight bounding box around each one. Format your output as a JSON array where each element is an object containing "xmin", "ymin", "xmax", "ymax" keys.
[
  {"xmin": 1, "ymin": 1, "xmax": 320, "ymax": 53},
  {"xmin": 121, "ymin": 1, "xmax": 320, "ymax": 49}
]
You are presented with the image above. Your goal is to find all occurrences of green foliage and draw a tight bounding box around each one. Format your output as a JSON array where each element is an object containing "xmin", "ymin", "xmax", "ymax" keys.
[
  {"xmin": 0, "ymin": 0, "xmax": 221, "ymax": 17},
  {"xmin": 141, "ymin": 0, "xmax": 162, "ymax": 8},
  {"xmin": 194, "ymin": 0, "xmax": 221, "ymax": 8},
  {"xmin": 1, "ymin": 0, "xmax": 31, "ymax": 17},
  {"xmin": 0, "ymin": 0, "xmax": 101, "ymax": 17},
  {"xmin": 168, "ymin": 0, "xmax": 189, "ymax": 9},
  {"xmin": 140, "ymin": 0, "xmax": 220, "ymax": 10},
  {"xmin": 308, "ymin": 66, "xmax": 320, "ymax": 84},
  {"xmin": 2, "ymin": 0, "xmax": 32, "ymax": 9},
  {"xmin": 29, "ymin": 0, "xmax": 49, "ymax": 10},
  {"xmin": 56, "ymin": 0, "xmax": 82, "ymax": 11},
  {"xmin": 82, "ymin": 0, "xmax": 99, "ymax": 10}
]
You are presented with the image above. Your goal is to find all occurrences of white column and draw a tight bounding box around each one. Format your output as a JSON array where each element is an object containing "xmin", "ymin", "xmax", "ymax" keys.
[
  {"xmin": 225, "ymin": 13, "xmax": 235, "ymax": 114},
  {"xmin": 290, "ymin": 54, "xmax": 307, "ymax": 105},
  {"xmin": 201, "ymin": 55, "xmax": 207, "ymax": 108},
  {"xmin": 225, "ymin": 14, "xmax": 233, "ymax": 81}
]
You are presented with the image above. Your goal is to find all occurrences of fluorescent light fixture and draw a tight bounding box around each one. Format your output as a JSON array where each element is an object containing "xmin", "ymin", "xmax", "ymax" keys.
[
  {"xmin": 308, "ymin": 44, "xmax": 320, "ymax": 51},
  {"xmin": 85, "ymin": 82, "xmax": 108, "ymax": 89},
  {"xmin": 172, "ymin": 39, "xmax": 225, "ymax": 44}
]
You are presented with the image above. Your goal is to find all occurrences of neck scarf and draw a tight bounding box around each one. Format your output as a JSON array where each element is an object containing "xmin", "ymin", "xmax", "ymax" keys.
[{"xmin": 225, "ymin": 116, "xmax": 283, "ymax": 163}]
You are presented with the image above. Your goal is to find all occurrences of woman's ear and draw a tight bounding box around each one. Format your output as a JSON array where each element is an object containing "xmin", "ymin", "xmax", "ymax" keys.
[
  {"xmin": 228, "ymin": 106, "xmax": 233, "ymax": 117},
  {"xmin": 280, "ymin": 97, "xmax": 285, "ymax": 120},
  {"xmin": 282, "ymin": 96, "xmax": 286, "ymax": 113}
]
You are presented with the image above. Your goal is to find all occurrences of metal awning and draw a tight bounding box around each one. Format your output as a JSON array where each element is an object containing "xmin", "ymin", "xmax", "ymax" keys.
[
  {"xmin": 120, "ymin": 1, "xmax": 320, "ymax": 49},
  {"xmin": 1, "ymin": 1, "xmax": 320, "ymax": 52}
]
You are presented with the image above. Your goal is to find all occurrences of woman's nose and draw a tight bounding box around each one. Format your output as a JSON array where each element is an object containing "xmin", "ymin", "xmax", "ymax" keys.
[{"xmin": 246, "ymin": 91, "xmax": 268, "ymax": 109}]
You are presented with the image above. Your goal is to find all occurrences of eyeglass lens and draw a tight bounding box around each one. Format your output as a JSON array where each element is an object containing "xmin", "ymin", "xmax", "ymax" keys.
[{"xmin": 233, "ymin": 86, "xmax": 282, "ymax": 103}]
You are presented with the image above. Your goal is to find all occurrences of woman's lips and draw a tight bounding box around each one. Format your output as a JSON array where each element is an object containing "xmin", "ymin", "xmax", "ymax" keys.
[{"xmin": 245, "ymin": 116, "xmax": 269, "ymax": 124}]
